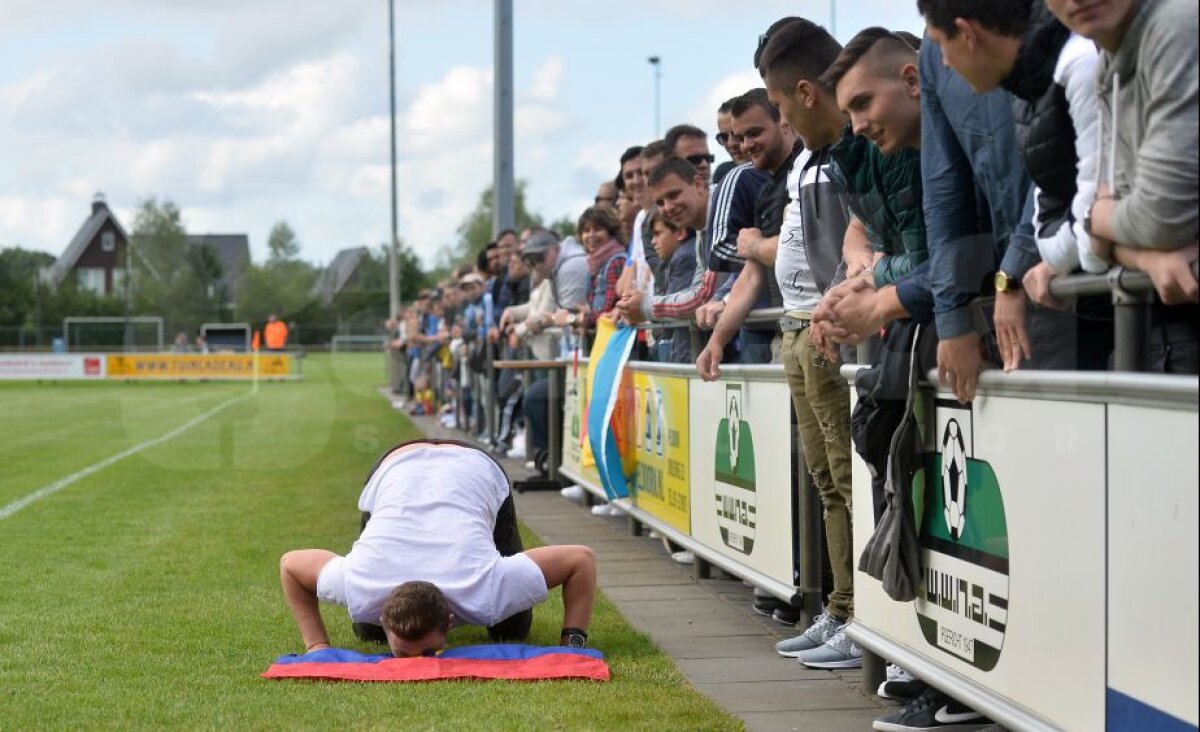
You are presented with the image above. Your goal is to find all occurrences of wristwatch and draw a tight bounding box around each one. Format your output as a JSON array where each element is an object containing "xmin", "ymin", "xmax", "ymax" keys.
[
  {"xmin": 566, "ymin": 313, "xmax": 578, "ymax": 326},
  {"xmin": 994, "ymin": 270, "xmax": 1021, "ymax": 293}
]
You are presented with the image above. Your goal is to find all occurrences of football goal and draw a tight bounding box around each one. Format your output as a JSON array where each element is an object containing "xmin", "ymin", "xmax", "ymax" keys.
[{"xmin": 62, "ymin": 316, "xmax": 164, "ymax": 353}]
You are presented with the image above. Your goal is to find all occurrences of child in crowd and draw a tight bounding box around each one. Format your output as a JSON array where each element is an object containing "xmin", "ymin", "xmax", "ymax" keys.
[
  {"xmin": 648, "ymin": 210, "xmax": 698, "ymax": 363},
  {"xmin": 409, "ymin": 375, "xmax": 436, "ymax": 416}
]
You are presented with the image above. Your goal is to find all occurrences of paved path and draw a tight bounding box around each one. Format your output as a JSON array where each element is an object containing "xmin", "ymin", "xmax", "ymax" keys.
[{"xmin": 401, "ymin": 403, "xmax": 891, "ymax": 731}]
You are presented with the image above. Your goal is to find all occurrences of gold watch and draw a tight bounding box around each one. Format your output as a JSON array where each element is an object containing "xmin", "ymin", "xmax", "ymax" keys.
[{"xmin": 994, "ymin": 270, "xmax": 1021, "ymax": 293}]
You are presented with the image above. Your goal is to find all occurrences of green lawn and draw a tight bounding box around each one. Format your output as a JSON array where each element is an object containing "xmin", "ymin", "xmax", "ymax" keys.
[{"xmin": 0, "ymin": 353, "xmax": 740, "ymax": 730}]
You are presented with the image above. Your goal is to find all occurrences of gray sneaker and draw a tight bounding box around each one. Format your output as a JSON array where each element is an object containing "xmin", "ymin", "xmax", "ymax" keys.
[
  {"xmin": 774, "ymin": 612, "xmax": 841, "ymax": 657},
  {"xmin": 799, "ymin": 624, "xmax": 863, "ymax": 669}
]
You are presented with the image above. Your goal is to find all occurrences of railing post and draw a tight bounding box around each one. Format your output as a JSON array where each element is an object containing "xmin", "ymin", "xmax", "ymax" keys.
[
  {"xmin": 486, "ymin": 344, "xmax": 498, "ymax": 443},
  {"xmin": 547, "ymin": 364, "xmax": 563, "ymax": 482},
  {"xmin": 1109, "ymin": 267, "xmax": 1152, "ymax": 373}
]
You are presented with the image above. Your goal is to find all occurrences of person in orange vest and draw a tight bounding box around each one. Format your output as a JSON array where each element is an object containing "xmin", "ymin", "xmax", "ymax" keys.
[{"xmin": 264, "ymin": 314, "xmax": 289, "ymax": 351}]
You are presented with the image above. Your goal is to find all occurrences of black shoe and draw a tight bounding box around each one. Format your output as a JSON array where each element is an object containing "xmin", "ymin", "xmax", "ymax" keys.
[
  {"xmin": 771, "ymin": 605, "xmax": 803, "ymax": 625},
  {"xmin": 751, "ymin": 596, "xmax": 784, "ymax": 617},
  {"xmin": 873, "ymin": 687, "xmax": 993, "ymax": 731}
]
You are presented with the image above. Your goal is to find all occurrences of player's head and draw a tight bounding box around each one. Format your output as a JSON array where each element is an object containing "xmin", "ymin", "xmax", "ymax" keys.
[{"xmin": 381, "ymin": 580, "xmax": 454, "ymax": 657}]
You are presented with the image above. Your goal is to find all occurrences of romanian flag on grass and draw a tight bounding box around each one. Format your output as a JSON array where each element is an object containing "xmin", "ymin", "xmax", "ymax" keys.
[{"xmin": 262, "ymin": 645, "xmax": 610, "ymax": 683}]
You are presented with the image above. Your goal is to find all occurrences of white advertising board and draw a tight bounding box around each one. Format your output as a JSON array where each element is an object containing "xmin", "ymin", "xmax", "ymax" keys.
[
  {"xmin": 1106, "ymin": 405, "xmax": 1198, "ymax": 727},
  {"xmin": 0, "ymin": 353, "xmax": 106, "ymax": 380},
  {"xmin": 688, "ymin": 378, "xmax": 795, "ymax": 588},
  {"xmin": 852, "ymin": 391, "xmax": 1107, "ymax": 730}
]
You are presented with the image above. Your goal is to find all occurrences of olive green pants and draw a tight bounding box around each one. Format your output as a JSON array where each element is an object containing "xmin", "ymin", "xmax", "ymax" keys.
[{"xmin": 782, "ymin": 328, "xmax": 854, "ymax": 622}]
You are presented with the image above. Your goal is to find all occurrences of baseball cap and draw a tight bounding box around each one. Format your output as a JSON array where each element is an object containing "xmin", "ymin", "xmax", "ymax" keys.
[{"xmin": 523, "ymin": 230, "xmax": 559, "ymax": 255}]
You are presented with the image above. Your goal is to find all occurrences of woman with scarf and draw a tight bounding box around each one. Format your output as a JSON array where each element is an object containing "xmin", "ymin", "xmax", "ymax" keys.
[{"xmin": 551, "ymin": 206, "xmax": 627, "ymax": 329}]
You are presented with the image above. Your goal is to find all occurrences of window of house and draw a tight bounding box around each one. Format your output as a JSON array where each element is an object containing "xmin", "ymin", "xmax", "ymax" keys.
[
  {"xmin": 101, "ymin": 231, "xmax": 116, "ymax": 252},
  {"xmin": 111, "ymin": 267, "xmax": 127, "ymax": 293},
  {"xmin": 77, "ymin": 268, "xmax": 107, "ymax": 295}
]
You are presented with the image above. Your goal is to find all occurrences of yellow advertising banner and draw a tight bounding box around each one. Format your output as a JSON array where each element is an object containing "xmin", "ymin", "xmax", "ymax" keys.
[
  {"xmin": 105, "ymin": 353, "xmax": 293, "ymax": 379},
  {"xmin": 630, "ymin": 371, "xmax": 690, "ymax": 534}
]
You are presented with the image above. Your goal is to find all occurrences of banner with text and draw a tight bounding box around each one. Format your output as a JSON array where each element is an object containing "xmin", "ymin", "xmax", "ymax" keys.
[
  {"xmin": 630, "ymin": 372, "xmax": 690, "ymax": 534},
  {"xmin": 106, "ymin": 353, "xmax": 293, "ymax": 379},
  {"xmin": 0, "ymin": 353, "xmax": 106, "ymax": 380}
]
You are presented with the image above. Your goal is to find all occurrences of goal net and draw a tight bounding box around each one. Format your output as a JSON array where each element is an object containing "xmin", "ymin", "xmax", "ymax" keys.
[{"xmin": 62, "ymin": 316, "xmax": 164, "ymax": 353}]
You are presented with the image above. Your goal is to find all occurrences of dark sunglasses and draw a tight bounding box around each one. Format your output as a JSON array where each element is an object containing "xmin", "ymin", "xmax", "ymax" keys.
[
  {"xmin": 521, "ymin": 252, "xmax": 545, "ymax": 266},
  {"xmin": 715, "ymin": 132, "xmax": 729, "ymax": 146},
  {"xmin": 685, "ymin": 153, "xmax": 715, "ymax": 166}
]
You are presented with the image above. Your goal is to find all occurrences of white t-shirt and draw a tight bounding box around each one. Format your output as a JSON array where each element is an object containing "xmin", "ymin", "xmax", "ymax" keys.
[
  {"xmin": 326, "ymin": 445, "xmax": 548, "ymax": 627},
  {"xmin": 627, "ymin": 208, "xmax": 656, "ymax": 294}
]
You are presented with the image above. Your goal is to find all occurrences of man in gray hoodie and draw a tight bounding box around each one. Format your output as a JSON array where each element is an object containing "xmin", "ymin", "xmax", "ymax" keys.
[{"xmin": 1048, "ymin": 0, "xmax": 1198, "ymax": 372}]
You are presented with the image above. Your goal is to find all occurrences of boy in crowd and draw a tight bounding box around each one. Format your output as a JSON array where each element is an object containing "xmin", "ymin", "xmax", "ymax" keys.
[
  {"xmin": 648, "ymin": 209, "xmax": 697, "ymax": 363},
  {"xmin": 279, "ymin": 440, "xmax": 597, "ymax": 656}
]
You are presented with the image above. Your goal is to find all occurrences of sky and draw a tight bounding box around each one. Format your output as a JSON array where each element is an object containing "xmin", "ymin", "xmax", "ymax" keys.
[{"xmin": 0, "ymin": 0, "xmax": 924, "ymax": 270}]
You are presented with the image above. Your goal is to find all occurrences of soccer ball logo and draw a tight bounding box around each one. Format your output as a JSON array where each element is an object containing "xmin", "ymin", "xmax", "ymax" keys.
[{"xmin": 941, "ymin": 419, "xmax": 967, "ymax": 540}]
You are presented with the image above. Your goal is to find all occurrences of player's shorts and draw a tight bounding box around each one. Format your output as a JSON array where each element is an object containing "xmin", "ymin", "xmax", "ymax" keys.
[{"xmin": 316, "ymin": 555, "xmax": 348, "ymax": 606}]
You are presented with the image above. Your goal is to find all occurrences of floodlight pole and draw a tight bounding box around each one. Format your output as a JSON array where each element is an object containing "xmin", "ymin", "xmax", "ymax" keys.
[
  {"xmin": 493, "ymin": 0, "xmax": 515, "ymax": 236},
  {"xmin": 648, "ymin": 56, "xmax": 662, "ymax": 137},
  {"xmin": 387, "ymin": 0, "xmax": 401, "ymax": 318},
  {"xmin": 830, "ymin": 0, "xmax": 837, "ymax": 37}
]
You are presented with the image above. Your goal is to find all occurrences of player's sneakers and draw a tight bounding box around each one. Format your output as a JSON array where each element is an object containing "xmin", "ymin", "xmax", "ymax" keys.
[
  {"xmin": 798, "ymin": 624, "xmax": 863, "ymax": 669},
  {"xmin": 561, "ymin": 631, "xmax": 588, "ymax": 649},
  {"xmin": 873, "ymin": 687, "xmax": 992, "ymax": 731},
  {"xmin": 775, "ymin": 611, "xmax": 841, "ymax": 657},
  {"xmin": 878, "ymin": 664, "xmax": 926, "ymax": 701}
]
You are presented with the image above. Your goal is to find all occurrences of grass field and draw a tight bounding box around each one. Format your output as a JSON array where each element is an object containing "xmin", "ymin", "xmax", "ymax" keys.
[{"xmin": 0, "ymin": 353, "xmax": 740, "ymax": 730}]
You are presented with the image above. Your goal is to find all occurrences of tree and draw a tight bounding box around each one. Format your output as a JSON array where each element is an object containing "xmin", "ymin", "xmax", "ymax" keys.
[
  {"xmin": 451, "ymin": 181, "xmax": 543, "ymax": 266},
  {"xmin": 267, "ymin": 221, "xmax": 300, "ymax": 262},
  {"xmin": 0, "ymin": 248, "xmax": 54, "ymax": 328},
  {"xmin": 129, "ymin": 197, "xmax": 221, "ymax": 335},
  {"xmin": 548, "ymin": 214, "xmax": 577, "ymax": 240}
]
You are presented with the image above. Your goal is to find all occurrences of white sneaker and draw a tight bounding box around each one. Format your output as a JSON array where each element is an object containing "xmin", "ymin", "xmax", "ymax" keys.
[
  {"xmin": 590, "ymin": 503, "xmax": 615, "ymax": 516},
  {"xmin": 560, "ymin": 485, "xmax": 584, "ymax": 502},
  {"xmin": 524, "ymin": 460, "xmax": 536, "ymax": 470},
  {"xmin": 670, "ymin": 550, "xmax": 695, "ymax": 565},
  {"xmin": 798, "ymin": 624, "xmax": 863, "ymax": 669},
  {"xmin": 607, "ymin": 504, "xmax": 627, "ymax": 518},
  {"xmin": 506, "ymin": 431, "xmax": 526, "ymax": 459},
  {"xmin": 647, "ymin": 530, "xmax": 662, "ymax": 539}
]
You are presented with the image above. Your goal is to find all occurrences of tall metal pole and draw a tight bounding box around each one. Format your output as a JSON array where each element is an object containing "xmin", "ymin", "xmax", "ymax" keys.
[
  {"xmin": 648, "ymin": 56, "xmax": 662, "ymax": 137},
  {"xmin": 493, "ymin": 0, "xmax": 514, "ymax": 237},
  {"xmin": 387, "ymin": 0, "xmax": 401, "ymax": 318},
  {"xmin": 830, "ymin": 0, "xmax": 837, "ymax": 38}
]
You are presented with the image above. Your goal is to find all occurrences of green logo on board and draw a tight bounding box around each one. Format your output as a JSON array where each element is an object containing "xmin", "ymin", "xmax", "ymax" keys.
[
  {"xmin": 913, "ymin": 414, "xmax": 1010, "ymax": 672},
  {"xmin": 714, "ymin": 384, "xmax": 756, "ymax": 555}
]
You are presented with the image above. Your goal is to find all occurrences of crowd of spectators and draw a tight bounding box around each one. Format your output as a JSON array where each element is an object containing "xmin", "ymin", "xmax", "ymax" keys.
[{"xmin": 385, "ymin": 1, "xmax": 1196, "ymax": 728}]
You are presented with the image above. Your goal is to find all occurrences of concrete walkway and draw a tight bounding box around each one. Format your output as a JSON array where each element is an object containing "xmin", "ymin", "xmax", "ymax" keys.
[{"xmin": 401, "ymin": 404, "xmax": 891, "ymax": 731}]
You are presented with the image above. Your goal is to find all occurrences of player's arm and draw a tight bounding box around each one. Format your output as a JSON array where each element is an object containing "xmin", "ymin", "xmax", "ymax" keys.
[
  {"xmin": 279, "ymin": 549, "xmax": 339, "ymax": 652},
  {"xmin": 524, "ymin": 545, "xmax": 596, "ymax": 635}
]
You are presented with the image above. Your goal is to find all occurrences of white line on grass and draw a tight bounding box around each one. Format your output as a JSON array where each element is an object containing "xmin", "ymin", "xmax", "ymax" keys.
[{"xmin": 0, "ymin": 390, "xmax": 253, "ymax": 522}]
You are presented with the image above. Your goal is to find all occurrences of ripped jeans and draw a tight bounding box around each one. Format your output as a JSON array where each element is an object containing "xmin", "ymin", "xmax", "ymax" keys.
[{"xmin": 782, "ymin": 327, "xmax": 854, "ymax": 622}]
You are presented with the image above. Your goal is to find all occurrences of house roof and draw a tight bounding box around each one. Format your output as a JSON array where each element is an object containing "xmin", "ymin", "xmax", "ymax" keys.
[
  {"xmin": 44, "ymin": 198, "xmax": 129, "ymax": 286},
  {"xmin": 312, "ymin": 246, "xmax": 369, "ymax": 304},
  {"xmin": 186, "ymin": 234, "xmax": 250, "ymax": 291}
]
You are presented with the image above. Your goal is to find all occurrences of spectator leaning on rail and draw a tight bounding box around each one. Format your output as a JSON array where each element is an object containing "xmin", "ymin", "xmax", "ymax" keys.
[
  {"xmin": 816, "ymin": 31, "xmax": 1048, "ymax": 402},
  {"xmin": 1046, "ymin": 0, "xmax": 1199, "ymax": 372},
  {"xmin": 799, "ymin": 26, "xmax": 930, "ymax": 670},
  {"xmin": 917, "ymin": 0, "xmax": 1116, "ymax": 371},
  {"xmin": 550, "ymin": 207, "xmax": 626, "ymax": 331},
  {"xmin": 519, "ymin": 229, "xmax": 588, "ymax": 469},
  {"xmin": 711, "ymin": 88, "xmax": 806, "ymax": 365},
  {"xmin": 700, "ymin": 17, "xmax": 858, "ymax": 644}
]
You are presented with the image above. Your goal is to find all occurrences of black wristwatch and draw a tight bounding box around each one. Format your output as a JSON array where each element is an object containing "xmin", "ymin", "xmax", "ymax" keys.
[{"xmin": 994, "ymin": 270, "xmax": 1021, "ymax": 293}]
